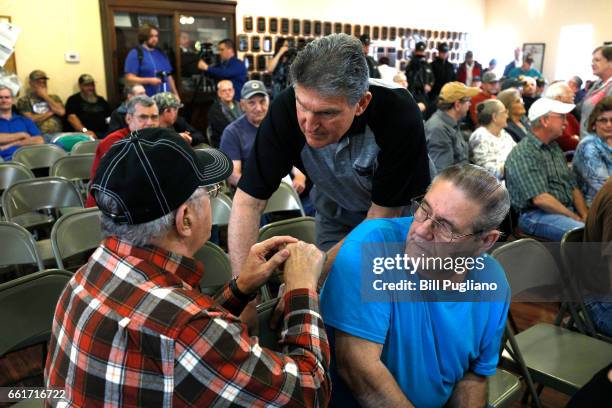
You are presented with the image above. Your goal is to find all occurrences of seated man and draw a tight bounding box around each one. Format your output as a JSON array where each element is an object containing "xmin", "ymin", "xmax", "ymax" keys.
[
  {"xmin": 16, "ymin": 70, "xmax": 65, "ymax": 134},
  {"xmin": 207, "ymin": 79, "xmax": 242, "ymax": 147},
  {"xmin": 65, "ymin": 74, "xmax": 112, "ymax": 138},
  {"xmin": 85, "ymin": 95, "xmax": 158, "ymax": 207},
  {"xmin": 220, "ymin": 80, "xmax": 306, "ymax": 191},
  {"xmin": 0, "ymin": 85, "xmax": 44, "ymax": 160},
  {"xmin": 152, "ymin": 92, "xmax": 205, "ymax": 146},
  {"xmin": 320, "ymin": 163, "xmax": 511, "ymax": 407},
  {"xmin": 425, "ymin": 82, "xmax": 479, "ymax": 173},
  {"xmin": 469, "ymin": 71, "xmax": 499, "ymax": 126},
  {"xmin": 108, "ymin": 84, "xmax": 146, "ymax": 134},
  {"xmin": 505, "ymin": 98, "xmax": 588, "ymax": 241},
  {"xmin": 507, "ymin": 54, "xmax": 542, "ymax": 79},
  {"xmin": 45, "ymin": 128, "xmax": 331, "ymax": 406}
]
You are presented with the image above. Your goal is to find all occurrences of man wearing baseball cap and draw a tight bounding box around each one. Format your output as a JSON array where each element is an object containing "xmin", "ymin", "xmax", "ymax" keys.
[
  {"xmin": 153, "ymin": 91, "xmax": 205, "ymax": 146},
  {"xmin": 65, "ymin": 74, "xmax": 111, "ymax": 138},
  {"xmin": 469, "ymin": 71, "xmax": 499, "ymax": 126},
  {"xmin": 45, "ymin": 128, "xmax": 331, "ymax": 406},
  {"xmin": 358, "ymin": 34, "xmax": 381, "ymax": 79},
  {"xmin": 425, "ymin": 81, "xmax": 480, "ymax": 172},
  {"xmin": 16, "ymin": 69, "xmax": 65, "ymax": 134},
  {"xmin": 505, "ymin": 98, "xmax": 588, "ymax": 240},
  {"xmin": 405, "ymin": 41, "xmax": 434, "ymax": 113},
  {"xmin": 430, "ymin": 42, "xmax": 456, "ymax": 102}
]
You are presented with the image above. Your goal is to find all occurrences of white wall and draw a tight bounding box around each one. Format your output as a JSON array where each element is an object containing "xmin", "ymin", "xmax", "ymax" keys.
[{"xmin": 484, "ymin": 0, "xmax": 612, "ymax": 81}]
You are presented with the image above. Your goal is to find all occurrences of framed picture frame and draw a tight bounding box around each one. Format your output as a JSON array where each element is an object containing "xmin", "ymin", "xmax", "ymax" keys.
[
  {"xmin": 243, "ymin": 16, "xmax": 253, "ymax": 32},
  {"xmin": 314, "ymin": 21, "xmax": 322, "ymax": 36},
  {"xmin": 523, "ymin": 43, "xmax": 545, "ymax": 72},
  {"xmin": 256, "ymin": 17, "xmax": 266, "ymax": 33},
  {"xmin": 269, "ymin": 18, "xmax": 278, "ymax": 34},
  {"xmin": 0, "ymin": 16, "xmax": 17, "ymax": 75}
]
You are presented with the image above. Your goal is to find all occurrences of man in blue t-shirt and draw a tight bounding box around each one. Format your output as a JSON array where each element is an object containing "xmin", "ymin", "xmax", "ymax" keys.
[
  {"xmin": 197, "ymin": 39, "xmax": 247, "ymax": 102},
  {"xmin": 124, "ymin": 23, "xmax": 179, "ymax": 97},
  {"xmin": 0, "ymin": 85, "xmax": 44, "ymax": 161},
  {"xmin": 320, "ymin": 163, "xmax": 512, "ymax": 408},
  {"xmin": 507, "ymin": 54, "xmax": 542, "ymax": 79}
]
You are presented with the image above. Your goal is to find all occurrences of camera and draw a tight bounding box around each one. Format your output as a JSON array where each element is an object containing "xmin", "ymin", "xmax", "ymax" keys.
[{"xmin": 197, "ymin": 42, "xmax": 218, "ymax": 65}]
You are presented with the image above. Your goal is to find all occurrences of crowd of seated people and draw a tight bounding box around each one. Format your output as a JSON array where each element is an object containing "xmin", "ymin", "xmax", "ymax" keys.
[{"xmin": 1, "ymin": 28, "xmax": 611, "ymax": 407}]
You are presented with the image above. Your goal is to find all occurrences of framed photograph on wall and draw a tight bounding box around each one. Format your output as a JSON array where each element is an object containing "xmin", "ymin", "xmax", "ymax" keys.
[{"xmin": 523, "ymin": 43, "xmax": 545, "ymax": 72}]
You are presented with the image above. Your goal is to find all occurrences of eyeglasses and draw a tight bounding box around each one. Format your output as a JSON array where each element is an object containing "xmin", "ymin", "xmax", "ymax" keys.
[
  {"xmin": 135, "ymin": 114, "xmax": 160, "ymax": 121},
  {"xmin": 596, "ymin": 117, "xmax": 612, "ymax": 125},
  {"xmin": 409, "ymin": 198, "xmax": 481, "ymax": 242},
  {"xmin": 205, "ymin": 183, "xmax": 222, "ymax": 198}
]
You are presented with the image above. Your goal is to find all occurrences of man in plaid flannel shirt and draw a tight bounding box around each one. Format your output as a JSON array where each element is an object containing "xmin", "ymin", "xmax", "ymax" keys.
[{"xmin": 44, "ymin": 127, "xmax": 331, "ymax": 407}]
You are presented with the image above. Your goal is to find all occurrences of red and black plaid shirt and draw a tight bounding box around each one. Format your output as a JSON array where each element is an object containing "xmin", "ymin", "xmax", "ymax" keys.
[{"xmin": 44, "ymin": 237, "xmax": 330, "ymax": 407}]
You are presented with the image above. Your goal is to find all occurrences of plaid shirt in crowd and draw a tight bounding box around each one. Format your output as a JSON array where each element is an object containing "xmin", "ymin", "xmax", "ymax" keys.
[
  {"xmin": 44, "ymin": 237, "xmax": 330, "ymax": 407},
  {"xmin": 505, "ymin": 132, "xmax": 577, "ymax": 211}
]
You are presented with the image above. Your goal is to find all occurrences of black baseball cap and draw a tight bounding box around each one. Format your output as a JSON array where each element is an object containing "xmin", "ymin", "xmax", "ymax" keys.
[
  {"xmin": 91, "ymin": 128, "xmax": 232, "ymax": 225},
  {"xmin": 415, "ymin": 41, "xmax": 426, "ymax": 52},
  {"xmin": 437, "ymin": 42, "xmax": 449, "ymax": 53},
  {"xmin": 358, "ymin": 34, "xmax": 371, "ymax": 46}
]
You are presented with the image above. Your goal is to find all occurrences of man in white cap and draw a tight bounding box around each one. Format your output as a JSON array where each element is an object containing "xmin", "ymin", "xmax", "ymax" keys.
[{"xmin": 505, "ymin": 97, "xmax": 588, "ymax": 240}]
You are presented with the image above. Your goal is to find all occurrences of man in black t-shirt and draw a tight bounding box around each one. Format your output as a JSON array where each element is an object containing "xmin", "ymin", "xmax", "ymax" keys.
[
  {"xmin": 65, "ymin": 74, "xmax": 111, "ymax": 138},
  {"xmin": 228, "ymin": 34, "xmax": 430, "ymax": 276}
]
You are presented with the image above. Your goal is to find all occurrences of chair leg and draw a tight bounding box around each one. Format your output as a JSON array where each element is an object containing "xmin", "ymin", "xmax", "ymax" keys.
[{"xmin": 506, "ymin": 325, "xmax": 543, "ymax": 408}]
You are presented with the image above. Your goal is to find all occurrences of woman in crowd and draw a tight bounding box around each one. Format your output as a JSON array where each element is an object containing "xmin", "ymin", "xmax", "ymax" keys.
[
  {"xmin": 267, "ymin": 37, "xmax": 296, "ymax": 98},
  {"xmin": 573, "ymin": 96, "xmax": 612, "ymax": 205},
  {"xmin": 580, "ymin": 45, "xmax": 612, "ymax": 137},
  {"xmin": 497, "ymin": 87, "xmax": 530, "ymax": 143},
  {"xmin": 469, "ymin": 99, "xmax": 516, "ymax": 180}
]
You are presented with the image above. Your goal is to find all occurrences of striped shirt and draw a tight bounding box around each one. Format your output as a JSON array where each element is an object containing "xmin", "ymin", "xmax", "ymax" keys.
[{"xmin": 44, "ymin": 237, "xmax": 330, "ymax": 407}]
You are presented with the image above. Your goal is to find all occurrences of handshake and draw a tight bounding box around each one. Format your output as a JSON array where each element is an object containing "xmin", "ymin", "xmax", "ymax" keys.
[{"xmin": 235, "ymin": 237, "xmax": 325, "ymax": 296}]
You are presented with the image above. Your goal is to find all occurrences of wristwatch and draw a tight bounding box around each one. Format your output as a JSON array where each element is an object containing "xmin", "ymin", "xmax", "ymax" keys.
[
  {"xmin": 82, "ymin": 127, "xmax": 88, "ymax": 133},
  {"xmin": 230, "ymin": 277, "xmax": 256, "ymax": 301}
]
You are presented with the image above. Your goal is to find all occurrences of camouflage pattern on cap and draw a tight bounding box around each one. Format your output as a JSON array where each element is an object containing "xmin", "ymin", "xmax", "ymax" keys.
[
  {"xmin": 152, "ymin": 92, "xmax": 181, "ymax": 111},
  {"xmin": 29, "ymin": 70, "xmax": 49, "ymax": 81},
  {"xmin": 78, "ymin": 74, "xmax": 95, "ymax": 85}
]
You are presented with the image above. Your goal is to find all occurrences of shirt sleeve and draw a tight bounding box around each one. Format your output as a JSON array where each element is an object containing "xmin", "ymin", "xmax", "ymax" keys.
[
  {"xmin": 206, "ymin": 58, "xmax": 247, "ymax": 81},
  {"xmin": 124, "ymin": 48, "xmax": 139, "ymax": 75},
  {"xmin": 65, "ymin": 95, "xmax": 80, "ymax": 116},
  {"xmin": 320, "ymin": 233, "xmax": 392, "ymax": 344},
  {"xmin": 507, "ymin": 147, "xmax": 548, "ymax": 202},
  {"xmin": 174, "ymin": 288, "xmax": 330, "ymax": 407},
  {"xmin": 370, "ymin": 88, "xmax": 431, "ymax": 207},
  {"xmin": 16, "ymin": 97, "xmax": 33, "ymax": 114},
  {"xmin": 427, "ymin": 125, "xmax": 455, "ymax": 173},
  {"xmin": 573, "ymin": 142, "xmax": 609, "ymax": 197},
  {"xmin": 469, "ymin": 132, "xmax": 503, "ymax": 179},
  {"xmin": 219, "ymin": 124, "xmax": 242, "ymax": 161},
  {"xmin": 238, "ymin": 88, "xmax": 303, "ymax": 200},
  {"xmin": 24, "ymin": 117, "xmax": 41, "ymax": 136}
]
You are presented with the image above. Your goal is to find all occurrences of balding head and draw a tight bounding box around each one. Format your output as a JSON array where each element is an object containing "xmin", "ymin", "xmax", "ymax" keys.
[{"xmin": 544, "ymin": 81, "xmax": 574, "ymax": 105}]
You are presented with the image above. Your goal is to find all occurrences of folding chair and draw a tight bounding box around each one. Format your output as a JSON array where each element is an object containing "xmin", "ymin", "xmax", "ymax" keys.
[
  {"xmin": 12, "ymin": 144, "xmax": 67, "ymax": 177},
  {"xmin": 211, "ymin": 192, "xmax": 232, "ymax": 226},
  {"xmin": 2, "ymin": 177, "xmax": 84, "ymax": 266},
  {"xmin": 492, "ymin": 239, "xmax": 612, "ymax": 404},
  {"xmin": 0, "ymin": 269, "xmax": 73, "ymax": 360},
  {"xmin": 0, "ymin": 221, "xmax": 44, "ymax": 276},
  {"xmin": 51, "ymin": 154, "xmax": 95, "ymax": 199},
  {"xmin": 193, "ymin": 241, "xmax": 232, "ymax": 296},
  {"xmin": 488, "ymin": 368, "xmax": 522, "ymax": 408},
  {"xmin": 50, "ymin": 208, "xmax": 102, "ymax": 271},
  {"xmin": 71, "ymin": 139, "xmax": 99, "ymax": 155},
  {"xmin": 0, "ymin": 162, "xmax": 35, "ymax": 218},
  {"xmin": 256, "ymin": 297, "xmax": 281, "ymax": 352},
  {"xmin": 263, "ymin": 180, "xmax": 305, "ymax": 216}
]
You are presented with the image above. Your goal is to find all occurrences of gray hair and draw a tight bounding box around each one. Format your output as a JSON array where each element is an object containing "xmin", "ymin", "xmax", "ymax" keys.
[
  {"xmin": 0, "ymin": 84, "xmax": 14, "ymax": 97},
  {"xmin": 98, "ymin": 187, "xmax": 207, "ymax": 247},
  {"xmin": 126, "ymin": 94, "xmax": 155, "ymax": 115},
  {"xmin": 543, "ymin": 81, "xmax": 570, "ymax": 100},
  {"xmin": 432, "ymin": 163, "xmax": 510, "ymax": 232},
  {"xmin": 124, "ymin": 83, "xmax": 145, "ymax": 99},
  {"xmin": 497, "ymin": 88, "xmax": 520, "ymax": 114},
  {"xmin": 289, "ymin": 34, "xmax": 369, "ymax": 105},
  {"xmin": 476, "ymin": 99, "xmax": 502, "ymax": 126}
]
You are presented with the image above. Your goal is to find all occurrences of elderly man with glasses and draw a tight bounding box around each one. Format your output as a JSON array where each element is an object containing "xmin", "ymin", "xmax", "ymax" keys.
[
  {"xmin": 505, "ymin": 97, "xmax": 588, "ymax": 241},
  {"xmin": 320, "ymin": 163, "xmax": 511, "ymax": 408},
  {"xmin": 46, "ymin": 128, "xmax": 331, "ymax": 406}
]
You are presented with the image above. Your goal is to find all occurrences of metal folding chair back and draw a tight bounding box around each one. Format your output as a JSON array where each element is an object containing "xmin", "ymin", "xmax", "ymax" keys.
[
  {"xmin": 2, "ymin": 177, "xmax": 84, "ymax": 223},
  {"xmin": 0, "ymin": 221, "xmax": 44, "ymax": 272},
  {"xmin": 210, "ymin": 192, "xmax": 232, "ymax": 226},
  {"xmin": 12, "ymin": 144, "xmax": 67, "ymax": 176},
  {"xmin": 0, "ymin": 162, "xmax": 35, "ymax": 192},
  {"xmin": 193, "ymin": 241, "xmax": 232, "ymax": 296},
  {"xmin": 50, "ymin": 208, "xmax": 102, "ymax": 270},
  {"xmin": 0, "ymin": 269, "xmax": 73, "ymax": 357},
  {"xmin": 71, "ymin": 140, "xmax": 99, "ymax": 155},
  {"xmin": 51, "ymin": 154, "xmax": 94, "ymax": 181},
  {"xmin": 263, "ymin": 181, "xmax": 305, "ymax": 216},
  {"xmin": 258, "ymin": 216, "xmax": 316, "ymax": 244}
]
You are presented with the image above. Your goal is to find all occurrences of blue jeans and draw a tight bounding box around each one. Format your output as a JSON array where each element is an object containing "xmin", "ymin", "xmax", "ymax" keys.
[
  {"xmin": 584, "ymin": 299, "xmax": 612, "ymax": 337},
  {"xmin": 518, "ymin": 209, "xmax": 584, "ymax": 241}
]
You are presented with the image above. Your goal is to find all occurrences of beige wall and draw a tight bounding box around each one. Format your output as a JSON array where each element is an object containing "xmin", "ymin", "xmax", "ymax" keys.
[
  {"xmin": 1, "ymin": 0, "xmax": 107, "ymax": 101},
  {"xmin": 484, "ymin": 0, "xmax": 612, "ymax": 81}
]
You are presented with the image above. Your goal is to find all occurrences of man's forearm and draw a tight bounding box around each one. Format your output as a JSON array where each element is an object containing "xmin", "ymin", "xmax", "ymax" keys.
[
  {"xmin": 0, "ymin": 132, "xmax": 27, "ymax": 143},
  {"xmin": 532, "ymin": 193, "xmax": 578, "ymax": 219},
  {"xmin": 228, "ymin": 189, "xmax": 266, "ymax": 276},
  {"xmin": 445, "ymin": 372, "xmax": 487, "ymax": 408},
  {"xmin": 572, "ymin": 189, "xmax": 588, "ymax": 219},
  {"xmin": 24, "ymin": 111, "xmax": 53, "ymax": 124},
  {"xmin": 43, "ymin": 95, "xmax": 65, "ymax": 116},
  {"xmin": 67, "ymin": 114, "xmax": 85, "ymax": 132}
]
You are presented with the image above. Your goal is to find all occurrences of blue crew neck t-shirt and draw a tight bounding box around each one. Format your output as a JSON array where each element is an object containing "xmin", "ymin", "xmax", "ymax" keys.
[
  {"xmin": 320, "ymin": 217, "xmax": 510, "ymax": 408},
  {"xmin": 124, "ymin": 47, "xmax": 173, "ymax": 96},
  {"xmin": 219, "ymin": 114, "xmax": 257, "ymax": 166}
]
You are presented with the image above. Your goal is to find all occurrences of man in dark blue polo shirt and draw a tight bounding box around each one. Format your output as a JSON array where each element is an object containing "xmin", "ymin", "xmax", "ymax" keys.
[
  {"xmin": 197, "ymin": 39, "xmax": 247, "ymax": 102},
  {"xmin": 0, "ymin": 85, "xmax": 44, "ymax": 161}
]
